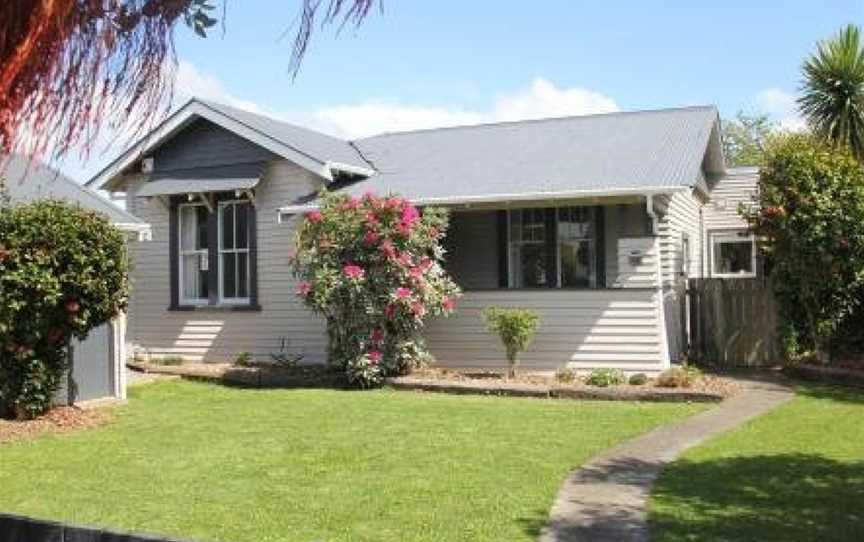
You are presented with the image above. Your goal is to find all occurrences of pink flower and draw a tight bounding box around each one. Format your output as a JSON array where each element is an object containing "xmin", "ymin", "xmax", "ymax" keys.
[
  {"xmin": 396, "ymin": 252, "xmax": 413, "ymax": 267},
  {"xmin": 368, "ymin": 350, "xmax": 382, "ymax": 365},
  {"xmin": 364, "ymin": 230, "xmax": 381, "ymax": 245},
  {"xmin": 296, "ymin": 281, "xmax": 312, "ymax": 296},
  {"xmin": 401, "ymin": 204, "xmax": 420, "ymax": 226},
  {"xmin": 365, "ymin": 211, "xmax": 380, "ymax": 226},
  {"xmin": 419, "ymin": 257, "xmax": 434, "ymax": 271},
  {"xmin": 396, "ymin": 221, "xmax": 412, "ymax": 237},
  {"xmin": 442, "ymin": 296, "xmax": 456, "ymax": 311},
  {"xmin": 341, "ymin": 197, "xmax": 361, "ymax": 210},
  {"xmin": 370, "ymin": 329, "xmax": 384, "ymax": 344},
  {"xmin": 395, "ymin": 287, "xmax": 412, "ymax": 299},
  {"xmin": 409, "ymin": 266, "xmax": 424, "ymax": 280},
  {"xmin": 306, "ymin": 210, "xmax": 323, "ymax": 223},
  {"xmin": 343, "ymin": 264, "xmax": 365, "ymax": 280},
  {"xmin": 380, "ymin": 240, "xmax": 397, "ymax": 259},
  {"xmin": 385, "ymin": 303, "xmax": 397, "ymax": 318},
  {"xmin": 411, "ymin": 301, "xmax": 426, "ymax": 317},
  {"xmin": 385, "ymin": 196, "xmax": 403, "ymax": 209},
  {"xmin": 362, "ymin": 191, "xmax": 377, "ymax": 202}
]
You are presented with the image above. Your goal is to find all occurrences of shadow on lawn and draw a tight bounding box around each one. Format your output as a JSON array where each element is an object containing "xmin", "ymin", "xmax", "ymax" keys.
[{"xmin": 650, "ymin": 453, "xmax": 864, "ymax": 542}]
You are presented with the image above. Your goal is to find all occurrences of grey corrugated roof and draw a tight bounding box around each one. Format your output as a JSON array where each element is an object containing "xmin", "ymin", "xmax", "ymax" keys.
[
  {"xmin": 1, "ymin": 154, "xmax": 145, "ymax": 225},
  {"xmin": 337, "ymin": 105, "xmax": 721, "ymax": 204},
  {"xmin": 197, "ymin": 100, "xmax": 370, "ymax": 171}
]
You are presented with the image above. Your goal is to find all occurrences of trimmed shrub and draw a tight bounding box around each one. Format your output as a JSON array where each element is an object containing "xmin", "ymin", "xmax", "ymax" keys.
[
  {"xmin": 555, "ymin": 367, "xmax": 577, "ymax": 384},
  {"xmin": 0, "ymin": 199, "xmax": 129, "ymax": 419},
  {"xmin": 482, "ymin": 307, "xmax": 540, "ymax": 378},
  {"xmin": 291, "ymin": 192, "xmax": 461, "ymax": 387},
  {"xmin": 628, "ymin": 373, "xmax": 649, "ymax": 386},
  {"xmin": 655, "ymin": 366, "xmax": 702, "ymax": 388},
  {"xmin": 585, "ymin": 368, "xmax": 626, "ymax": 387}
]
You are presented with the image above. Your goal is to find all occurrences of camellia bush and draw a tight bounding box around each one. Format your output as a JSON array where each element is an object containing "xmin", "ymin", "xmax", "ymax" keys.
[
  {"xmin": 290, "ymin": 191, "xmax": 461, "ymax": 387},
  {"xmin": 746, "ymin": 134, "xmax": 864, "ymax": 362},
  {"xmin": 0, "ymin": 199, "xmax": 129, "ymax": 419}
]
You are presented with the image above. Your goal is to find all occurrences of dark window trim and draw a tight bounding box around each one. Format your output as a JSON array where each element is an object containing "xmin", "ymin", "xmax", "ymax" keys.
[
  {"xmin": 168, "ymin": 193, "xmax": 259, "ymax": 311},
  {"xmin": 500, "ymin": 205, "xmax": 605, "ymax": 289}
]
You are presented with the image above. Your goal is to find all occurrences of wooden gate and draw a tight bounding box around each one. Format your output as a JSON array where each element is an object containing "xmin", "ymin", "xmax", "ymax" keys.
[{"xmin": 688, "ymin": 278, "xmax": 780, "ymax": 367}]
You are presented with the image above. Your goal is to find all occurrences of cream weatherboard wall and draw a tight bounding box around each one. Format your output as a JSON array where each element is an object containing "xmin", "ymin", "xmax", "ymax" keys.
[
  {"xmin": 702, "ymin": 167, "xmax": 760, "ymax": 277},
  {"xmin": 125, "ymin": 160, "xmax": 328, "ymax": 364}
]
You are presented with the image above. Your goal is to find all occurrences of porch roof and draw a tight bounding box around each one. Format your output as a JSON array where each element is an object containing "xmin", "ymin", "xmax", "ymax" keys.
[{"xmin": 280, "ymin": 105, "xmax": 722, "ymax": 214}]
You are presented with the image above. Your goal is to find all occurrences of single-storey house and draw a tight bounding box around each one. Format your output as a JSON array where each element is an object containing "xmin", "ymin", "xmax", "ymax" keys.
[
  {"xmin": 87, "ymin": 99, "xmax": 759, "ymax": 374},
  {"xmin": 2, "ymin": 154, "xmax": 150, "ymax": 402}
]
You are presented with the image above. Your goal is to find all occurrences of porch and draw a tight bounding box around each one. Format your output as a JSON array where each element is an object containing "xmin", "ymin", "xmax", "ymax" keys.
[{"xmin": 429, "ymin": 198, "xmax": 670, "ymax": 373}]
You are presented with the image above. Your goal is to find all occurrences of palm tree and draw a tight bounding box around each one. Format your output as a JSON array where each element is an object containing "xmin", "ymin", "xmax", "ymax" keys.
[{"xmin": 799, "ymin": 24, "xmax": 864, "ymax": 160}]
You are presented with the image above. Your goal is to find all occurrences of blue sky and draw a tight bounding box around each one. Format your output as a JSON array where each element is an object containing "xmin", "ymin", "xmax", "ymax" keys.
[{"xmin": 60, "ymin": 0, "xmax": 864, "ymax": 181}]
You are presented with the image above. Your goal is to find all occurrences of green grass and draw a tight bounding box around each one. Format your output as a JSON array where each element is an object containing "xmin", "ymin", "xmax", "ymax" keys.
[
  {"xmin": 0, "ymin": 380, "xmax": 703, "ymax": 542},
  {"xmin": 649, "ymin": 386, "xmax": 864, "ymax": 542}
]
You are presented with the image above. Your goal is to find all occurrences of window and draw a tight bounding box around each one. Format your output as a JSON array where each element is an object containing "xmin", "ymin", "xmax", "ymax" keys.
[
  {"xmin": 508, "ymin": 206, "xmax": 599, "ymax": 288},
  {"xmin": 172, "ymin": 196, "xmax": 257, "ymax": 309},
  {"xmin": 710, "ymin": 230, "xmax": 756, "ymax": 278},
  {"xmin": 558, "ymin": 207, "xmax": 595, "ymax": 288},
  {"xmin": 178, "ymin": 203, "xmax": 209, "ymax": 304},
  {"xmin": 219, "ymin": 201, "xmax": 251, "ymax": 303},
  {"xmin": 508, "ymin": 209, "xmax": 549, "ymax": 288}
]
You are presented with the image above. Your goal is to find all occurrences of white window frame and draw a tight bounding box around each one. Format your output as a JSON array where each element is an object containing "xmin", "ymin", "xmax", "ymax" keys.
[
  {"xmin": 556, "ymin": 206, "xmax": 596, "ymax": 289},
  {"xmin": 507, "ymin": 208, "xmax": 548, "ymax": 288},
  {"xmin": 217, "ymin": 200, "xmax": 251, "ymax": 305},
  {"xmin": 178, "ymin": 202, "xmax": 209, "ymax": 306},
  {"xmin": 709, "ymin": 229, "xmax": 757, "ymax": 278}
]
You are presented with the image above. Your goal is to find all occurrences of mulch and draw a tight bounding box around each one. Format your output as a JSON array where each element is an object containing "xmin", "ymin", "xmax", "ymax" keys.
[{"xmin": 0, "ymin": 406, "xmax": 110, "ymax": 444}]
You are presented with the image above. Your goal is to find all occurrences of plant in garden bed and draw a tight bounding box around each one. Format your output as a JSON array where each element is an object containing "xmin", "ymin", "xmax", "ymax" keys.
[
  {"xmin": 482, "ymin": 307, "xmax": 540, "ymax": 378},
  {"xmin": 655, "ymin": 366, "xmax": 702, "ymax": 389},
  {"xmin": 0, "ymin": 199, "xmax": 128, "ymax": 419},
  {"xmin": 585, "ymin": 368, "xmax": 626, "ymax": 387},
  {"xmin": 291, "ymin": 191, "xmax": 461, "ymax": 387}
]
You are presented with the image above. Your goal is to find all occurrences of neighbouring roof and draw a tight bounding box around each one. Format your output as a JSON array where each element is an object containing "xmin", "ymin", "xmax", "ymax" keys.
[
  {"xmin": 87, "ymin": 99, "xmax": 373, "ymax": 191},
  {"xmin": 2, "ymin": 154, "xmax": 148, "ymax": 231}
]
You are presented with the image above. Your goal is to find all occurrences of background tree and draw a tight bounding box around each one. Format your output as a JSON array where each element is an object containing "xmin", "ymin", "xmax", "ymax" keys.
[
  {"xmin": 799, "ymin": 24, "xmax": 864, "ymax": 161},
  {"xmin": 0, "ymin": 0, "xmax": 378, "ymax": 162},
  {"xmin": 722, "ymin": 111, "xmax": 776, "ymax": 167}
]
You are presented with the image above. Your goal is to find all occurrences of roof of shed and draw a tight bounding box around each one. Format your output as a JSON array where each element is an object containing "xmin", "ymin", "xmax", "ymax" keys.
[{"xmin": 2, "ymin": 154, "xmax": 145, "ymax": 226}]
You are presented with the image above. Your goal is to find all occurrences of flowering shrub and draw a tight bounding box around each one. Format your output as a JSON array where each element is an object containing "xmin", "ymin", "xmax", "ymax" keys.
[
  {"xmin": 745, "ymin": 135, "xmax": 864, "ymax": 362},
  {"xmin": 290, "ymin": 192, "xmax": 461, "ymax": 387},
  {"xmin": 0, "ymin": 200, "xmax": 129, "ymax": 418}
]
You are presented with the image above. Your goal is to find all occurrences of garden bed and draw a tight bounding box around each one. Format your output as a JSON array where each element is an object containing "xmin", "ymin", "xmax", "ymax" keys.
[
  {"xmin": 784, "ymin": 362, "xmax": 864, "ymax": 388},
  {"xmin": 386, "ymin": 368, "xmax": 738, "ymax": 403},
  {"xmin": 127, "ymin": 360, "xmax": 349, "ymax": 388},
  {"xmin": 0, "ymin": 406, "xmax": 110, "ymax": 444}
]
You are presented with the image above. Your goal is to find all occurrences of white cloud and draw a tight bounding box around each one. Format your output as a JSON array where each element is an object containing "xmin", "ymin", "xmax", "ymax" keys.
[
  {"xmin": 755, "ymin": 88, "xmax": 807, "ymax": 132},
  {"xmin": 314, "ymin": 77, "xmax": 619, "ymax": 138},
  {"xmin": 175, "ymin": 60, "xmax": 266, "ymax": 114}
]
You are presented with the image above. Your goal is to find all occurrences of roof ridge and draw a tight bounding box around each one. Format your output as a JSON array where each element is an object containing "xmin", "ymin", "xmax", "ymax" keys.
[{"xmin": 353, "ymin": 104, "xmax": 718, "ymax": 141}]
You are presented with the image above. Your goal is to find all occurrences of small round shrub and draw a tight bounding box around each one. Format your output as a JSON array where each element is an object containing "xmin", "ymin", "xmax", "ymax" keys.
[
  {"xmin": 655, "ymin": 366, "xmax": 702, "ymax": 388},
  {"xmin": 482, "ymin": 307, "xmax": 540, "ymax": 378},
  {"xmin": 0, "ymin": 199, "xmax": 129, "ymax": 419},
  {"xmin": 628, "ymin": 373, "xmax": 648, "ymax": 386},
  {"xmin": 585, "ymin": 368, "xmax": 625, "ymax": 387}
]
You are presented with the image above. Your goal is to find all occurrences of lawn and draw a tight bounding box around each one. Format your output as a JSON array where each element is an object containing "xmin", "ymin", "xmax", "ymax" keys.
[
  {"xmin": 649, "ymin": 386, "xmax": 864, "ymax": 542},
  {"xmin": 0, "ymin": 380, "xmax": 703, "ymax": 542}
]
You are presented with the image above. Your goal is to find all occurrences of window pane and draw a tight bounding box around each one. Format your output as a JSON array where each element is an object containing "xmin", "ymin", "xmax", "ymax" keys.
[
  {"xmin": 235, "ymin": 203, "xmax": 249, "ymax": 250},
  {"xmin": 222, "ymin": 252, "xmax": 237, "ymax": 299},
  {"xmin": 237, "ymin": 252, "xmax": 248, "ymax": 298},
  {"xmin": 182, "ymin": 254, "xmax": 208, "ymax": 300},
  {"xmin": 511, "ymin": 242, "xmax": 548, "ymax": 287},
  {"xmin": 558, "ymin": 207, "xmax": 593, "ymax": 240},
  {"xmin": 196, "ymin": 206, "xmax": 208, "ymax": 250},
  {"xmin": 713, "ymin": 238, "xmax": 754, "ymax": 274},
  {"xmin": 221, "ymin": 204, "xmax": 234, "ymax": 250},
  {"xmin": 180, "ymin": 207, "xmax": 196, "ymax": 251},
  {"xmin": 561, "ymin": 240, "xmax": 593, "ymax": 288}
]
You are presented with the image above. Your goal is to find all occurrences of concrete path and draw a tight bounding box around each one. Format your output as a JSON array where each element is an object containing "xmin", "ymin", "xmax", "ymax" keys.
[{"xmin": 539, "ymin": 375, "xmax": 794, "ymax": 542}]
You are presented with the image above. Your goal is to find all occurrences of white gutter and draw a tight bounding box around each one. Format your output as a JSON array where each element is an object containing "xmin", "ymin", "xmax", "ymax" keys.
[
  {"xmin": 277, "ymin": 185, "xmax": 688, "ymax": 219},
  {"xmin": 116, "ymin": 223, "xmax": 152, "ymax": 242},
  {"xmin": 325, "ymin": 161, "xmax": 376, "ymax": 178}
]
